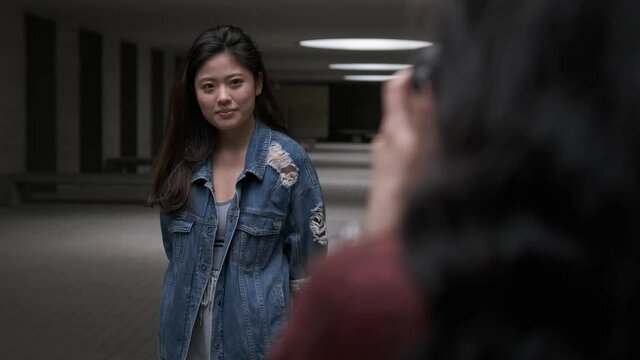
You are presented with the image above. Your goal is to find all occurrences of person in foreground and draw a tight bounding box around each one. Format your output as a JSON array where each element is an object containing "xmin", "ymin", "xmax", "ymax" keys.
[
  {"xmin": 148, "ymin": 25, "xmax": 327, "ymax": 360},
  {"xmin": 270, "ymin": 0, "xmax": 640, "ymax": 359}
]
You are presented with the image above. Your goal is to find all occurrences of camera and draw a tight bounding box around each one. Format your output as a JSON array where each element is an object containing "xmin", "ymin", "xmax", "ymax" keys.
[{"xmin": 411, "ymin": 44, "xmax": 441, "ymax": 91}]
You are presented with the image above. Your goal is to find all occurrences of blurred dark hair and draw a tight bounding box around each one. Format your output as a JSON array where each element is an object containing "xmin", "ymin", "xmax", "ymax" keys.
[
  {"xmin": 404, "ymin": 0, "xmax": 640, "ymax": 358},
  {"xmin": 147, "ymin": 25, "xmax": 285, "ymax": 212}
]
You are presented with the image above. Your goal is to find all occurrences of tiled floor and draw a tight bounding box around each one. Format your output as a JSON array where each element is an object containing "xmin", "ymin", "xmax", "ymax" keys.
[
  {"xmin": 0, "ymin": 204, "xmax": 166, "ymax": 360},
  {"xmin": 0, "ymin": 143, "xmax": 369, "ymax": 360}
]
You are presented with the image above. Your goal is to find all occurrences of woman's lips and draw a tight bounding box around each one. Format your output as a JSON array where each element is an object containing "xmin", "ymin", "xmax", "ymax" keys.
[{"xmin": 216, "ymin": 109, "xmax": 236, "ymax": 117}]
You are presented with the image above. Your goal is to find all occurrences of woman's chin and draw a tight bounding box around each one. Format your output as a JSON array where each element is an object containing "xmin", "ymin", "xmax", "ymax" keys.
[{"xmin": 209, "ymin": 116, "xmax": 253, "ymax": 134}]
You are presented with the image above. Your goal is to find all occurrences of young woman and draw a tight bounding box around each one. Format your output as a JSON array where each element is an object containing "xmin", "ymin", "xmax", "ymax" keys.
[{"xmin": 147, "ymin": 25, "xmax": 327, "ymax": 360}]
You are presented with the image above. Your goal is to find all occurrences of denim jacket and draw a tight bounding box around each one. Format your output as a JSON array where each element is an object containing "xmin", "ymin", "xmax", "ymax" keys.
[{"xmin": 158, "ymin": 120, "xmax": 327, "ymax": 360}]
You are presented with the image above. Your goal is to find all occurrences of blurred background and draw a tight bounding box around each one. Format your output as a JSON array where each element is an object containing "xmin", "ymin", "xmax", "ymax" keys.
[{"xmin": 0, "ymin": 0, "xmax": 434, "ymax": 358}]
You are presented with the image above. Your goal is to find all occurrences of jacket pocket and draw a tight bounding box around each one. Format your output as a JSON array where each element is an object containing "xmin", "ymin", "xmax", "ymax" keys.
[
  {"xmin": 167, "ymin": 217, "xmax": 196, "ymax": 267},
  {"xmin": 231, "ymin": 212, "xmax": 283, "ymax": 271}
]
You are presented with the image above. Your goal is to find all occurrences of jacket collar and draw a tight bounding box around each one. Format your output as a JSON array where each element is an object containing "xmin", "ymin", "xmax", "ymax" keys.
[{"xmin": 191, "ymin": 119, "xmax": 271, "ymax": 183}]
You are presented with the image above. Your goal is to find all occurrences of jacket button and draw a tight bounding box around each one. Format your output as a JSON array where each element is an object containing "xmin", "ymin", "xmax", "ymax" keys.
[
  {"xmin": 200, "ymin": 264, "xmax": 206, "ymax": 271},
  {"xmin": 215, "ymin": 343, "xmax": 220, "ymax": 349}
]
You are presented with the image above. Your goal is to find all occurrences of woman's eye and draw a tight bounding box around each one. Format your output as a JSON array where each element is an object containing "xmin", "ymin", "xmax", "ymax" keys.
[
  {"xmin": 202, "ymin": 83, "xmax": 215, "ymax": 91},
  {"xmin": 230, "ymin": 78, "xmax": 243, "ymax": 86}
]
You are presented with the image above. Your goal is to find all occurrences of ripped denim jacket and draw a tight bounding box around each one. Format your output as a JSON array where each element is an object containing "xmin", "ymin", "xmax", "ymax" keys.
[{"xmin": 157, "ymin": 120, "xmax": 327, "ymax": 360}]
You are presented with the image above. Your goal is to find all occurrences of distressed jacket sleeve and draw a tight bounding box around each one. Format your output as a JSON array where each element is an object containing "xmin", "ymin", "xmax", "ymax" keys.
[{"xmin": 285, "ymin": 165, "xmax": 328, "ymax": 293}]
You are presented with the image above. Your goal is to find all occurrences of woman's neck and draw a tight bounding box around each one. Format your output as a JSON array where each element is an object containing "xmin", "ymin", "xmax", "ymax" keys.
[{"xmin": 216, "ymin": 119, "xmax": 255, "ymax": 152}]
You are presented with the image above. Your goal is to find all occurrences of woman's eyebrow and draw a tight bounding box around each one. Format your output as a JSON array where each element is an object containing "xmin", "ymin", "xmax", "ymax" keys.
[
  {"xmin": 195, "ymin": 76, "xmax": 217, "ymax": 83},
  {"xmin": 197, "ymin": 73, "xmax": 247, "ymax": 83},
  {"xmin": 225, "ymin": 73, "xmax": 248, "ymax": 80}
]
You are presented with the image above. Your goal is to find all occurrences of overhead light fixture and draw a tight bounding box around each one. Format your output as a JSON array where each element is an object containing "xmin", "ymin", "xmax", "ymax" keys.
[
  {"xmin": 344, "ymin": 75, "xmax": 400, "ymax": 82},
  {"xmin": 329, "ymin": 63, "xmax": 412, "ymax": 71},
  {"xmin": 300, "ymin": 38, "xmax": 432, "ymax": 51}
]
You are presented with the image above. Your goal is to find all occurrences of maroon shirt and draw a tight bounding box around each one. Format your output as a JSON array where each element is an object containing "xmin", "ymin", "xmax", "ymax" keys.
[{"xmin": 270, "ymin": 236, "xmax": 429, "ymax": 360}]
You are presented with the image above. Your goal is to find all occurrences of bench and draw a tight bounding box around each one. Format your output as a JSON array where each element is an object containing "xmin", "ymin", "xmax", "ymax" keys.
[
  {"xmin": 297, "ymin": 138, "xmax": 317, "ymax": 151},
  {"xmin": 104, "ymin": 157, "xmax": 154, "ymax": 173},
  {"xmin": 333, "ymin": 129, "xmax": 377, "ymax": 143},
  {"xmin": 1, "ymin": 173, "xmax": 153, "ymax": 205}
]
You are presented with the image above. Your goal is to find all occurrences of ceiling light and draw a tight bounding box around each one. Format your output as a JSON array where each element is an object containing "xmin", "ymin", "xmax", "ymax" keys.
[
  {"xmin": 329, "ymin": 63, "xmax": 412, "ymax": 71},
  {"xmin": 344, "ymin": 75, "xmax": 400, "ymax": 82},
  {"xmin": 300, "ymin": 38, "xmax": 432, "ymax": 51}
]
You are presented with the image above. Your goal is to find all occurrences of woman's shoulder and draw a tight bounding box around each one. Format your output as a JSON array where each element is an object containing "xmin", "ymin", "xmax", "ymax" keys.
[
  {"xmin": 307, "ymin": 236, "xmax": 428, "ymax": 331},
  {"xmin": 269, "ymin": 130, "xmax": 309, "ymax": 162},
  {"xmin": 270, "ymin": 236, "xmax": 429, "ymax": 360},
  {"xmin": 308, "ymin": 238, "xmax": 426, "ymax": 331},
  {"xmin": 267, "ymin": 129, "xmax": 318, "ymax": 186},
  {"xmin": 315, "ymin": 236, "xmax": 422, "ymax": 296}
]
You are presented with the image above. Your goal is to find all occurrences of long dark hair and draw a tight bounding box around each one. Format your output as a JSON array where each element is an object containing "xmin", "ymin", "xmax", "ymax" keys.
[
  {"xmin": 147, "ymin": 25, "xmax": 285, "ymax": 212},
  {"xmin": 405, "ymin": 0, "xmax": 640, "ymax": 358}
]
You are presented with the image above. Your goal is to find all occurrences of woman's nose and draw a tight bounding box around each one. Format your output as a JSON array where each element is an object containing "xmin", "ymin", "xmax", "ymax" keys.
[{"xmin": 216, "ymin": 86, "xmax": 231, "ymax": 104}]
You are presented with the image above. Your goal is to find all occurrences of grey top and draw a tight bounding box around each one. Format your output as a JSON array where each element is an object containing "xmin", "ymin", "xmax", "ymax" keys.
[
  {"xmin": 186, "ymin": 196, "xmax": 235, "ymax": 360},
  {"xmin": 212, "ymin": 198, "xmax": 233, "ymax": 270}
]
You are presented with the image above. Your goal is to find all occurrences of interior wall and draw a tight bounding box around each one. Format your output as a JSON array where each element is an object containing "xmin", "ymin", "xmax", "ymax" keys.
[
  {"xmin": 329, "ymin": 83, "xmax": 381, "ymax": 142},
  {"xmin": 0, "ymin": 5, "xmax": 177, "ymax": 175},
  {"xmin": 56, "ymin": 21, "xmax": 80, "ymax": 174},
  {"xmin": 278, "ymin": 84, "xmax": 329, "ymax": 140},
  {"xmin": 0, "ymin": 3, "xmax": 26, "ymax": 174},
  {"xmin": 102, "ymin": 33, "xmax": 121, "ymax": 165},
  {"xmin": 137, "ymin": 44, "xmax": 152, "ymax": 165}
]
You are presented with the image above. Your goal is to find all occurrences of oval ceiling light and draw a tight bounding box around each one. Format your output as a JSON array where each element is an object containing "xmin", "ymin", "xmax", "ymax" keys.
[
  {"xmin": 329, "ymin": 63, "xmax": 412, "ymax": 71},
  {"xmin": 344, "ymin": 75, "xmax": 400, "ymax": 82},
  {"xmin": 300, "ymin": 38, "xmax": 432, "ymax": 51}
]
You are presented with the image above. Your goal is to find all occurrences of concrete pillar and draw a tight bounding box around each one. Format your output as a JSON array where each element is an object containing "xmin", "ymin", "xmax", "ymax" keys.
[
  {"xmin": 56, "ymin": 22, "xmax": 80, "ymax": 173},
  {"xmin": 102, "ymin": 34, "xmax": 120, "ymax": 162},
  {"xmin": 137, "ymin": 44, "xmax": 152, "ymax": 167},
  {"xmin": 163, "ymin": 51, "xmax": 177, "ymax": 131},
  {"xmin": 0, "ymin": 3, "xmax": 26, "ymax": 174}
]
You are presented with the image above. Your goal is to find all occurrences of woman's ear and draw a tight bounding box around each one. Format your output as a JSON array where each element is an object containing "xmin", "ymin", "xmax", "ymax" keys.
[{"xmin": 256, "ymin": 72, "xmax": 263, "ymax": 96}]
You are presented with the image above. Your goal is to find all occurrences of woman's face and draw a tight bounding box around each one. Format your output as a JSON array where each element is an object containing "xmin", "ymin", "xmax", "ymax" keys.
[{"xmin": 194, "ymin": 52, "xmax": 262, "ymax": 133}]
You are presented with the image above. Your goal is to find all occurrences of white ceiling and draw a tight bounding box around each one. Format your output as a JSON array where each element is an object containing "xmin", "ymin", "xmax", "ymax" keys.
[{"xmin": 14, "ymin": 0, "xmax": 437, "ymax": 82}]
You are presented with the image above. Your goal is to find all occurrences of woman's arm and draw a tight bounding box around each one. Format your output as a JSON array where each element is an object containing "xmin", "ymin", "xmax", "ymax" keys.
[{"xmin": 284, "ymin": 181, "xmax": 327, "ymax": 293}]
